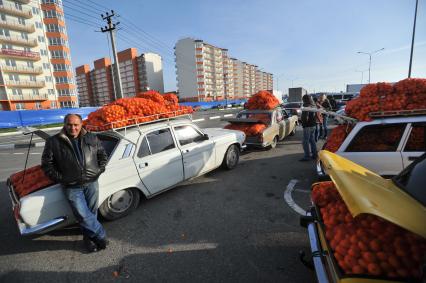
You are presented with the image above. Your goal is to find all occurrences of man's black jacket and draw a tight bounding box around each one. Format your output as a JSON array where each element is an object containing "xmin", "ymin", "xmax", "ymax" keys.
[
  {"xmin": 41, "ymin": 128, "xmax": 108, "ymax": 187},
  {"xmin": 301, "ymin": 103, "xmax": 316, "ymax": 128}
]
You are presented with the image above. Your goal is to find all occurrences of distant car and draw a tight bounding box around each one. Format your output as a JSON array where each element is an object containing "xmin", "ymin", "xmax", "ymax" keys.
[
  {"xmin": 228, "ymin": 107, "xmax": 298, "ymax": 149},
  {"xmin": 282, "ymin": 102, "xmax": 302, "ymax": 120}
]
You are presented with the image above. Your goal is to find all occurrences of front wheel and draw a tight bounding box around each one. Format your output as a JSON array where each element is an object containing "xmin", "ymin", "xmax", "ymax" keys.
[
  {"xmin": 269, "ymin": 136, "xmax": 278, "ymax": 149},
  {"xmin": 289, "ymin": 125, "xmax": 297, "ymax": 136},
  {"xmin": 222, "ymin": 144, "xmax": 239, "ymax": 170},
  {"xmin": 99, "ymin": 188, "xmax": 140, "ymax": 221}
]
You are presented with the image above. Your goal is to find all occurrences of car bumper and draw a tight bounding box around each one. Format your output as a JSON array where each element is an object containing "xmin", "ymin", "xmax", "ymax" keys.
[
  {"xmin": 7, "ymin": 178, "xmax": 68, "ymax": 236},
  {"xmin": 302, "ymin": 210, "xmax": 330, "ymax": 283}
]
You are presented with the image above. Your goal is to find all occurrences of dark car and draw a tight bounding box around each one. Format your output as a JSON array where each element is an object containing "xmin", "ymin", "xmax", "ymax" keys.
[{"xmin": 282, "ymin": 102, "xmax": 302, "ymax": 120}]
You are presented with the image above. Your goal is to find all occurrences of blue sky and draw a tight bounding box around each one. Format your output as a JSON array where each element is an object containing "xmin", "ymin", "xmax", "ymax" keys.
[{"xmin": 64, "ymin": 0, "xmax": 426, "ymax": 94}]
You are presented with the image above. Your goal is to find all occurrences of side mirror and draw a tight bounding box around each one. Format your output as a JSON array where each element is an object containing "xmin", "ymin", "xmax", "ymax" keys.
[{"xmin": 202, "ymin": 134, "xmax": 209, "ymax": 140}]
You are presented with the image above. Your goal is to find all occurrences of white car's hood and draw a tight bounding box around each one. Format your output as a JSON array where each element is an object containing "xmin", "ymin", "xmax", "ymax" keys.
[{"xmin": 203, "ymin": 128, "xmax": 245, "ymax": 143}]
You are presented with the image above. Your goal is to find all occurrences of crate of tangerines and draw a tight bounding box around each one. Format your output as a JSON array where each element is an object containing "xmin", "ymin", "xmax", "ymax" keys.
[
  {"xmin": 311, "ymin": 181, "xmax": 425, "ymax": 282},
  {"xmin": 9, "ymin": 165, "xmax": 55, "ymax": 198},
  {"xmin": 224, "ymin": 90, "xmax": 279, "ymax": 137},
  {"xmin": 83, "ymin": 91, "xmax": 193, "ymax": 132}
]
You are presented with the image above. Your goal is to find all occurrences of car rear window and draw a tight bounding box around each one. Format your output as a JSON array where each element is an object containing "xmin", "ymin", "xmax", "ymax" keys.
[
  {"xmin": 403, "ymin": 123, "xmax": 426, "ymax": 152},
  {"xmin": 97, "ymin": 134, "xmax": 119, "ymax": 158},
  {"xmin": 284, "ymin": 103, "xmax": 301, "ymax": 108},
  {"xmin": 346, "ymin": 124, "xmax": 406, "ymax": 152}
]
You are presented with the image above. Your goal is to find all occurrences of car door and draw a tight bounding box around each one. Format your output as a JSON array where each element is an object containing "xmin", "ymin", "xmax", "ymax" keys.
[
  {"xmin": 339, "ymin": 123, "xmax": 407, "ymax": 176},
  {"xmin": 400, "ymin": 122, "xmax": 426, "ymax": 168},
  {"xmin": 173, "ymin": 124, "xmax": 216, "ymax": 179},
  {"xmin": 275, "ymin": 109, "xmax": 286, "ymax": 139},
  {"xmin": 134, "ymin": 127, "xmax": 184, "ymax": 195}
]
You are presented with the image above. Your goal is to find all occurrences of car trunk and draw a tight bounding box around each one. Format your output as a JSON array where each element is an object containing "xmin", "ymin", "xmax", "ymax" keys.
[
  {"xmin": 302, "ymin": 151, "xmax": 425, "ymax": 283},
  {"xmin": 9, "ymin": 128, "xmax": 119, "ymax": 199}
]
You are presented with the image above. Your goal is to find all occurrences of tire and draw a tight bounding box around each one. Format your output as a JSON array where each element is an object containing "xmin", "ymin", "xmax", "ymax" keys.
[
  {"xmin": 269, "ymin": 136, "xmax": 278, "ymax": 149},
  {"xmin": 289, "ymin": 125, "xmax": 297, "ymax": 136},
  {"xmin": 99, "ymin": 188, "xmax": 140, "ymax": 221},
  {"xmin": 222, "ymin": 144, "xmax": 239, "ymax": 170}
]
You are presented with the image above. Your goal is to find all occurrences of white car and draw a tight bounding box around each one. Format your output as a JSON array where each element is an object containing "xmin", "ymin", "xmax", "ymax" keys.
[
  {"xmin": 318, "ymin": 113, "xmax": 426, "ymax": 178},
  {"xmin": 8, "ymin": 116, "xmax": 246, "ymax": 235}
]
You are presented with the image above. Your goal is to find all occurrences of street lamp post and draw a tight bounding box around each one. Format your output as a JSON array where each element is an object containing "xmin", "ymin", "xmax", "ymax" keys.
[
  {"xmin": 357, "ymin": 48, "xmax": 385, "ymax": 83},
  {"xmin": 408, "ymin": 0, "xmax": 419, "ymax": 78}
]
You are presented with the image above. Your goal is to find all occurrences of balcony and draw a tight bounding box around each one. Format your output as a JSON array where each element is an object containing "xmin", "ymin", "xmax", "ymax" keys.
[
  {"xmin": 0, "ymin": 19, "xmax": 35, "ymax": 33},
  {"xmin": 8, "ymin": 93, "xmax": 48, "ymax": 101},
  {"xmin": 0, "ymin": 35, "xmax": 37, "ymax": 47},
  {"xmin": 0, "ymin": 2, "xmax": 32, "ymax": 18},
  {"xmin": 0, "ymin": 48, "xmax": 40, "ymax": 60},
  {"xmin": 1, "ymin": 64, "xmax": 43, "ymax": 74},
  {"xmin": 5, "ymin": 79, "xmax": 46, "ymax": 88}
]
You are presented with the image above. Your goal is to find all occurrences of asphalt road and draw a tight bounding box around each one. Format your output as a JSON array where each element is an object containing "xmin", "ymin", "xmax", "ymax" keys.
[{"xmin": 0, "ymin": 119, "xmax": 324, "ymax": 283}]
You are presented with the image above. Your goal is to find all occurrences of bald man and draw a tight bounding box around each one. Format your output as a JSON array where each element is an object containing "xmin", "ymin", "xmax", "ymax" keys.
[{"xmin": 42, "ymin": 114, "xmax": 108, "ymax": 253}]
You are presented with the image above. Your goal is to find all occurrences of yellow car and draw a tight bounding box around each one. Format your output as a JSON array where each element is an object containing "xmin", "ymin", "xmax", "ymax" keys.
[{"xmin": 300, "ymin": 150, "xmax": 425, "ymax": 283}]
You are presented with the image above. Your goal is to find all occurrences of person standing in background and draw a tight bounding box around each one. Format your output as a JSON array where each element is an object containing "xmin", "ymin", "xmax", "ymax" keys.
[
  {"xmin": 300, "ymin": 94, "xmax": 317, "ymax": 161},
  {"xmin": 313, "ymin": 97, "xmax": 323, "ymax": 142},
  {"xmin": 319, "ymin": 94, "xmax": 332, "ymax": 139}
]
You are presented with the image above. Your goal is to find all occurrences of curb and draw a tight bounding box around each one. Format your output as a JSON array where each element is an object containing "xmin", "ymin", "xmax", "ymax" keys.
[
  {"xmin": 0, "ymin": 126, "xmax": 62, "ymax": 137},
  {"xmin": 0, "ymin": 142, "xmax": 45, "ymax": 150}
]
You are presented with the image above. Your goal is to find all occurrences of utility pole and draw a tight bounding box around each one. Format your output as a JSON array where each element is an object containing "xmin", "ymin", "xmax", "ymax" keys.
[
  {"xmin": 101, "ymin": 10, "xmax": 123, "ymax": 100},
  {"xmin": 408, "ymin": 0, "xmax": 418, "ymax": 78}
]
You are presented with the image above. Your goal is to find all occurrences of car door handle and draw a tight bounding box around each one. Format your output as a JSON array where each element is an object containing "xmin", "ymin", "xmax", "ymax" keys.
[
  {"xmin": 184, "ymin": 149, "xmax": 190, "ymax": 153},
  {"xmin": 408, "ymin": 156, "xmax": 418, "ymax": 161},
  {"xmin": 139, "ymin": 162, "xmax": 148, "ymax": 169}
]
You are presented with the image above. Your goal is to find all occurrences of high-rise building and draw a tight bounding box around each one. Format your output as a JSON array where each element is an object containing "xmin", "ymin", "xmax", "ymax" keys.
[
  {"xmin": 0, "ymin": 0, "xmax": 77, "ymax": 111},
  {"xmin": 75, "ymin": 48, "xmax": 164, "ymax": 107},
  {"xmin": 175, "ymin": 37, "xmax": 273, "ymax": 102}
]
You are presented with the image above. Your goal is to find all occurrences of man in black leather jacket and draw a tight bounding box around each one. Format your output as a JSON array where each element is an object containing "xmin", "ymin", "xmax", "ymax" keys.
[{"xmin": 42, "ymin": 113, "xmax": 108, "ymax": 253}]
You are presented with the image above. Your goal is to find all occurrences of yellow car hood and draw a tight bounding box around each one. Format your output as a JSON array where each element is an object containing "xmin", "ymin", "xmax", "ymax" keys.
[{"xmin": 319, "ymin": 150, "xmax": 426, "ymax": 238}]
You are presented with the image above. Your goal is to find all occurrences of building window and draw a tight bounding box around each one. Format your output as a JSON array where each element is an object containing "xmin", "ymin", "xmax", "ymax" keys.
[
  {"xmin": 12, "ymin": 88, "xmax": 22, "ymax": 95},
  {"xmin": 8, "ymin": 74, "xmax": 19, "ymax": 81},
  {"xmin": 37, "ymin": 36, "xmax": 44, "ymax": 42},
  {"xmin": 48, "ymin": 89, "xmax": 55, "ymax": 95},
  {"xmin": 50, "ymin": 101, "xmax": 56, "ymax": 108},
  {"xmin": 50, "ymin": 50, "xmax": 68, "ymax": 59},
  {"xmin": 0, "ymin": 13, "xmax": 6, "ymax": 21},
  {"xmin": 32, "ymin": 7, "xmax": 39, "ymax": 15},
  {"xmin": 27, "ymin": 61, "xmax": 34, "ymax": 68},
  {"xmin": 45, "ymin": 76, "xmax": 52, "ymax": 82},
  {"xmin": 15, "ymin": 103, "xmax": 25, "ymax": 110},
  {"xmin": 20, "ymin": 32, "xmax": 28, "ymax": 40},
  {"xmin": 43, "ymin": 63, "xmax": 50, "ymax": 70},
  {"xmin": 35, "ymin": 22, "xmax": 43, "ymax": 29},
  {"xmin": 45, "ymin": 24, "xmax": 65, "ymax": 33},
  {"xmin": 48, "ymin": 37, "xmax": 66, "ymax": 46},
  {"xmin": 0, "ymin": 28, "xmax": 10, "ymax": 36},
  {"xmin": 5, "ymin": 59, "xmax": 16, "ymax": 66},
  {"xmin": 29, "ymin": 75, "xmax": 36, "ymax": 81},
  {"xmin": 35, "ymin": 102, "xmax": 41, "ymax": 109},
  {"xmin": 55, "ymin": 76, "xmax": 72, "ymax": 84}
]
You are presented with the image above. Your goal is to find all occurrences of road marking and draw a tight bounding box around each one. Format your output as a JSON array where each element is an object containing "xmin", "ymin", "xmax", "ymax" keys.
[
  {"xmin": 223, "ymin": 114, "xmax": 233, "ymax": 117},
  {"xmin": 192, "ymin": 118, "xmax": 205, "ymax": 122},
  {"xmin": 284, "ymin": 179, "xmax": 306, "ymax": 215},
  {"xmin": 30, "ymin": 152, "xmax": 41, "ymax": 155},
  {"xmin": 209, "ymin": 116, "xmax": 221, "ymax": 120},
  {"xmin": 13, "ymin": 152, "xmax": 24, "ymax": 155}
]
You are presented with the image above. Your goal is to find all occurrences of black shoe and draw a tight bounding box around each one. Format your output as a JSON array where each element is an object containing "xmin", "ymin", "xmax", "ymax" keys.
[
  {"xmin": 83, "ymin": 236, "xmax": 98, "ymax": 253},
  {"xmin": 92, "ymin": 237, "xmax": 108, "ymax": 250}
]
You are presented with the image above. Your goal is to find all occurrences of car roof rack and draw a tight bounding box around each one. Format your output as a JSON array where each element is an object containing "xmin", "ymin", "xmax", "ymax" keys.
[
  {"xmin": 369, "ymin": 109, "xmax": 426, "ymax": 118},
  {"xmin": 85, "ymin": 111, "xmax": 192, "ymax": 143}
]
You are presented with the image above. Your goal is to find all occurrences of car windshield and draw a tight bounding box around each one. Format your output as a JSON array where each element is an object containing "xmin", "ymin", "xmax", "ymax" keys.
[
  {"xmin": 283, "ymin": 103, "xmax": 301, "ymax": 108},
  {"xmin": 392, "ymin": 153, "xmax": 426, "ymax": 206},
  {"xmin": 97, "ymin": 134, "xmax": 119, "ymax": 158},
  {"xmin": 237, "ymin": 112, "xmax": 271, "ymax": 124}
]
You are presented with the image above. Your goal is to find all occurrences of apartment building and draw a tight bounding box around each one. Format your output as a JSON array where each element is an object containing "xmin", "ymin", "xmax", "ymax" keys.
[
  {"xmin": 75, "ymin": 48, "xmax": 164, "ymax": 107},
  {"xmin": 0, "ymin": 0, "xmax": 77, "ymax": 111},
  {"xmin": 175, "ymin": 37, "xmax": 273, "ymax": 102}
]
